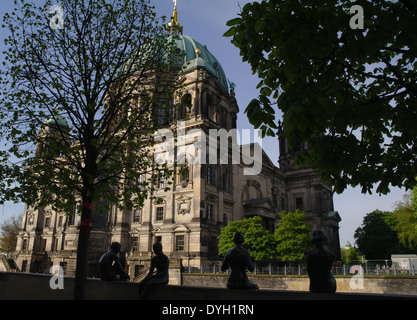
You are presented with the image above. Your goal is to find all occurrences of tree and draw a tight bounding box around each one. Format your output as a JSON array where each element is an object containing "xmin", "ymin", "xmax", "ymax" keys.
[
  {"xmin": 0, "ymin": 215, "xmax": 22, "ymax": 252},
  {"xmin": 392, "ymin": 192, "xmax": 417, "ymax": 251},
  {"xmin": 340, "ymin": 246, "xmax": 361, "ymax": 265},
  {"xmin": 354, "ymin": 210, "xmax": 408, "ymax": 259},
  {"xmin": 412, "ymin": 185, "xmax": 417, "ymax": 212},
  {"xmin": 0, "ymin": 0, "xmax": 181, "ymax": 299},
  {"xmin": 274, "ymin": 210, "xmax": 311, "ymax": 262},
  {"xmin": 218, "ymin": 216, "xmax": 276, "ymax": 261},
  {"xmin": 224, "ymin": 0, "xmax": 417, "ymax": 195}
]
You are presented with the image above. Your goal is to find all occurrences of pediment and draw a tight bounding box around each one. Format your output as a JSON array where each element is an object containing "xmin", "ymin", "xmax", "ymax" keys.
[
  {"xmin": 243, "ymin": 197, "xmax": 279, "ymax": 220},
  {"xmin": 170, "ymin": 224, "xmax": 189, "ymax": 232},
  {"xmin": 130, "ymin": 228, "xmax": 140, "ymax": 234},
  {"xmin": 152, "ymin": 227, "xmax": 162, "ymax": 233},
  {"xmin": 244, "ymin": 197, "xmax": 277, "ymax": 212},
  {"xmin": 175, "ymin": 194, "xmax": 192, "ymax": 201}
]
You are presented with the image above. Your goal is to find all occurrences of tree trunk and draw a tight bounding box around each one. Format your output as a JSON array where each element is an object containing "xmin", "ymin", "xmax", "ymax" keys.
[{"xmin": 73, "ymin": 198, "xmax": 93, "ymax": 300}]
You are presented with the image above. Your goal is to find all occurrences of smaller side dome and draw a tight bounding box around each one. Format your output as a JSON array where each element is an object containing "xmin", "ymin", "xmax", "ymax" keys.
[{"xmin": 44, "ymin": 115, "xmax": 70, "ymax": 129}]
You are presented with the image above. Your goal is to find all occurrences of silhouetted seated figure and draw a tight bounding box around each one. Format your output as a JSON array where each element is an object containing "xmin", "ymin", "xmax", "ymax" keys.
[
  {"xmin": 99, "ymin": 242, "xmax": 130, "ymax": 281},
  {"xmin": 221, "ymin": 232, "xmax": 259, "ymax": 290},
  {"xmin": 305, "ymin": 230, "xmax": 337, "ymax": 293},
  {"xmin": 138, "ymin": 242, "xmax": 169, "ymax": 300}
]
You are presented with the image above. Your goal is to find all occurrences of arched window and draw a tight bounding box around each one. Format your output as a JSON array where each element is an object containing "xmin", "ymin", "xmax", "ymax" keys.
[
  {"xmin": 178, "ymin": 94, "xmax": 192, "ymax": 120},
  {"xmin": 242, "ymin": 180, "xmax": 263, "ymax": 202},
  {"xmin": 180, "ymin": 165, "xmax": 190, "ymax": 182},
  {"xmin": 177, "ymin": 164, "xmax": 190, "ymax": 188}
]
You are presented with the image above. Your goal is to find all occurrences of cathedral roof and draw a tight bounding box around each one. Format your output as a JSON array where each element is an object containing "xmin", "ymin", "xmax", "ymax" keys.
[
  {"xmin": 167, "ymin": 3, "xmax": 228, "ymax": 92},
  {"xmin": 124, "ymin": 3, "xmax": 229, "ymax": 93},
  {"xmin": 44, "ymin": 114, "xmax": 69, "ymax": 129},
  {"xmin": 169, "ymin": 34, "xmax": 229, "ymax": 92}
]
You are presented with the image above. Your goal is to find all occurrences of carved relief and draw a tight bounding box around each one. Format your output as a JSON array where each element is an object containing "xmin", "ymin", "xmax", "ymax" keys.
[{"xmin": 176, "ymin": 195, "xmax": 192, "ymax": 215}]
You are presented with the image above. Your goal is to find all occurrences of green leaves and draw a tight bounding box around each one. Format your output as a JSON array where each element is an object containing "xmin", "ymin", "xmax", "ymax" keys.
[
  {"xmin": 218, "ymin": 212, "xmax": 312, "ymax": 262},
  {"xmin": 218, "ymin": 216, "xmax": 276, "ymax": 261},
  {"xmin": 274, "ymin": 210, "xmax": 312, "ymax": 262},
  {"xmin": 354, "ymin": 209, "xmax": 413, "ymax": 259},
  {"xmin": 245, "ymin": 98, "xmax": 278, "ymax": 137},
  {"xmin": 226, "ymin": 17, "xmax": 242, "ymax": 27},
  {"xmin": 222, "ymin": 27, "xmax": 237, "ymax": 38},
  {"xmin": 0, "ymin": 0, "xmax": 181, "ymax": 213},
  {"xmin": 223, "ymin": 17, "xmax": 242, "ymax": 37},
  {"xmin": 225, "ymin": 0, "xmax": 417, "ymax": 195}
]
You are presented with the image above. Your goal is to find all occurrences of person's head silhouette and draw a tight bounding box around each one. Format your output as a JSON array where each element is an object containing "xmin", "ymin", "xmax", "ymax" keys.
[
  {"xmin": 233, "ymin": 232, "xmax": 244, "ymax": 245},
  {"xmin": 153, "ymin": 242, "xmax": 163, "ymax": 255},
  {"xmin": 110, "ymin": 242, "xmax": 121, "ymax": 253}
]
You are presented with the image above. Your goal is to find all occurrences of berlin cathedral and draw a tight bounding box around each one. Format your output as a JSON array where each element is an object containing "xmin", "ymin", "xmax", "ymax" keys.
[{"xmin": 12, "ymin": 4, "xmax": 341, "ymax": 279}]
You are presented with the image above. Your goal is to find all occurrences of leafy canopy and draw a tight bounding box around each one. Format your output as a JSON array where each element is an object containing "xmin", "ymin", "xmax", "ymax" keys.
[
  {"xmin": 274, "ymin": 210, "xmax": 311, "ymax": 262},
  {"xmin": 0, "ymin": 214, "xmax": 22, "ymax": 252},
  {"xmin": 391, "ymin": 190, "xmax": 417, "ymax": 251},
  {"xmin": 225, "ymin": 0, "xmax": 417, "ymax": 195},
  {"xmin": 218, "ymin": 216, "xmax": 276, "ymax": 261},
  {"xmin": 354, "ymin": 210, "xmax": 411, "ymax": 259},
  {"xmin": 340, "ymin": 246, "xmax": 361, "ymax": 265},
  {"xmin": 218, "ymin": 212, "xmax": 312, "ymax": 262},
  {"xmin": 0, "ymin": 0, "xmax": 182, "ymax": 214},
  {"xmin": 0, "ymin": 0, "xmax": 183, "ymax": 300}
]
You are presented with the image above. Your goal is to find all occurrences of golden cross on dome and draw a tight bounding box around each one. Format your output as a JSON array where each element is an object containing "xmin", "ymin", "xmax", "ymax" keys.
[{"xmin": 168, "ymin": 0, "xmax": 183, "ymax": 35}]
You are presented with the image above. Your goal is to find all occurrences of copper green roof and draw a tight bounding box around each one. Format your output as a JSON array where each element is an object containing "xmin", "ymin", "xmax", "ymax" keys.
[
  {"xmin": 169, "ymin": 34, "xmax": 229, "ymax": 92},
  {"xmin": 44, "ymin": 115, "xmax": 69, "ymax": 128}
]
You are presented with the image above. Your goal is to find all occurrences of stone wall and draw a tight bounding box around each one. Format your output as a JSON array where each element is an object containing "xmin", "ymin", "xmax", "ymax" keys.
[
  {"xmin": 1, "ymin": 272, "xmax": 416, "ymax": 300},
  {"xmin": 0, "ymin": 272, "xmax": 139, "ymax": 300},
  {"xmin": 182, "ymin": 273, "xmax": 417, "ymax": 296}
]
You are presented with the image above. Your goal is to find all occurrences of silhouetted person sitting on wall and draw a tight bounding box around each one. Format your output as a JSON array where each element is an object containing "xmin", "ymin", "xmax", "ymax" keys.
[
  {"xmin": 305, "ymin": 230, "xmax": 337, "ymax": 293},
  {"xmin": 138, "ymin": 242, "xmax": 169, "ymax": 300},
  {"xmin": 99, "ymin": 242, "xmax": 129, "ymax": 281},
  {"xmin": 221, "ymin": 232, "xmax": 258, "ymax": 290}
]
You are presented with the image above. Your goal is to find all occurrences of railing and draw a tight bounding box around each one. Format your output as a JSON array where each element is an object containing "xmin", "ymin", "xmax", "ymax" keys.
[{"xmin": 183, "ymin": 260, "xmax": 417, "ymax": 276}]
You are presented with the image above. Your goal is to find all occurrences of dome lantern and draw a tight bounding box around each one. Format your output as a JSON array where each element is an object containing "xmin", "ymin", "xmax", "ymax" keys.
[{"xmin": 167, "ymin": 0, "xmax": 183, "ymax": 36}]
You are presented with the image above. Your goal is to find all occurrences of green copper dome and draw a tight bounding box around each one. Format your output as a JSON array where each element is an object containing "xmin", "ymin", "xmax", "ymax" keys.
[
  {"xmin": 125, "ymin": 5, "xmax": 229, "ymax": 93},
  {"xmin": 44, "ymin": 114, "xmax": 70, "ymax": 129},
  {"xmin": 169, "ymin": 34, "xmax": 229, "ymax": 92}
]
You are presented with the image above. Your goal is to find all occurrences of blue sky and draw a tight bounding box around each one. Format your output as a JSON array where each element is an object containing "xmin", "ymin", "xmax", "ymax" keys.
[{"xmin": 0, "ymin": 0, "xmax": 407, "ymax": 248}]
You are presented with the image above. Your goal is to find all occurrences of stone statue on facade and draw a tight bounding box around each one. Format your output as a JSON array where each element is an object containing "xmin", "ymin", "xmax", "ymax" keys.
[
  {"xmin": 305, "ymin": 230, "xmax": 337, "ymax": 293},
  {"xmin": 99, "ymin": 242, "xmax": 130, "ymax": 281},
  {"xmin": 221, "ymin": 232, "xmax": 259, "ymax": 290},
  {"xmin": 138, "ymin": 242, "xmax": 170, "ymax": 299}
]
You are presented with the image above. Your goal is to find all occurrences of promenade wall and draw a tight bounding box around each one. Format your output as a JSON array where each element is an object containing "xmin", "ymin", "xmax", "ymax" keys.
[{"xmin": 1, "ymin": 272, "xmax": 417, "ymax": 300}]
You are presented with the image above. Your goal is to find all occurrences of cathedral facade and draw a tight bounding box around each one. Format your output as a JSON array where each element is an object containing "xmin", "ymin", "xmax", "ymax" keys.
[{"xmin": 13, "ymin": 6, "xmax": 341, "ymax": 279}]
